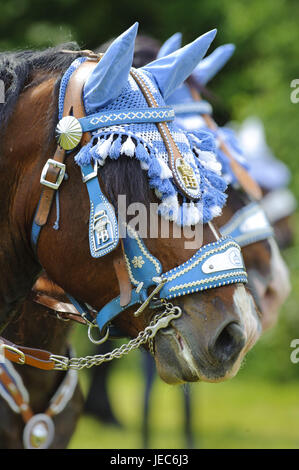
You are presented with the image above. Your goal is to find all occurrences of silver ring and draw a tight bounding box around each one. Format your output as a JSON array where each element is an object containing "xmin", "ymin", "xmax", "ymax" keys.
[{"xmin": 87, "ymin": 324, "xmax": 110, "ymax": 345}]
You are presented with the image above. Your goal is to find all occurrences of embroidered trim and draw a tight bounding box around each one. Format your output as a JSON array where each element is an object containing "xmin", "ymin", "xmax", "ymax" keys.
[
  {"xmin": 79, "ymin": 107, "xmax": 175, "ymax": 132},
  {"xmin": 168, "ymin": 271, "xmax": 248, "ymax": 293},
  {"xmin": 165, "ymin": 239, "xmax": 241, "ymax": 282}
]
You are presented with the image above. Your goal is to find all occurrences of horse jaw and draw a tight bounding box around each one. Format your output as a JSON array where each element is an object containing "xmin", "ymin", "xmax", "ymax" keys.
[{"xmin": 153, "ymin": 285, "xmax": 261, "ymax": 384}]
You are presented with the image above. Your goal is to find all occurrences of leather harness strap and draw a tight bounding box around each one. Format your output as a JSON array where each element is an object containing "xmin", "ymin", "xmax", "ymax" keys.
[
  {"xmin": 0, "ymin": 337, "xmax": 55, "ymax": 371},
  {"xmin": 130, "ymin": 69, "xmax": 199, "ymax": 200},
  {"xmin": 34, "ymin": 60, "xmax": 98, "ymax": 228},
  {"xmin": 189, "ymin": 86, "xmax": 263, "ymax": 201}
]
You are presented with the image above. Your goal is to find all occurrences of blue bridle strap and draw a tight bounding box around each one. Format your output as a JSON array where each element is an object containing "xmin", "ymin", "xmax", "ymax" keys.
[
  {"xmin": 220, "ymin": 202, "xmax": 274, "ymax": 247},
  {"xmin": 80, "ymin": 163, "xmax": 119, "ymax": 257},
  {"xmin": 96, "ymin": 232, "xmax": 247, "ymax": 333},
  {"xmin": 172, "ymin": 100, "xmax": 212, "ymax": 116}
]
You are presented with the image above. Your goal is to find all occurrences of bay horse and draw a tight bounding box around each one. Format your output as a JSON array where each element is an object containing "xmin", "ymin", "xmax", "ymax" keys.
[
  {"xmin": 0, "ymin": 25, "xmax": 261, "ymax": 448},
  {"xmin": 84, "ymin": 32, "xmax": 291, "ymax": 447}
]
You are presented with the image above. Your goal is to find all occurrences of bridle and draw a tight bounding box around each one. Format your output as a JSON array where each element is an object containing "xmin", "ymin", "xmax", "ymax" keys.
[{"xmin": 0, "ymin": 52, "xmax": 249, "ymax": 372}]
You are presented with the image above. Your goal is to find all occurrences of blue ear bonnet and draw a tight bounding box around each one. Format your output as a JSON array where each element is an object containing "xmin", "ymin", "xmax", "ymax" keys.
[
  {"xmin": 167, "ymin": 82, "xmax": 249, "ymax": 186},
  {"xmin": 72, "ymin": 65, "xmax": 228, "ymax": 226}
]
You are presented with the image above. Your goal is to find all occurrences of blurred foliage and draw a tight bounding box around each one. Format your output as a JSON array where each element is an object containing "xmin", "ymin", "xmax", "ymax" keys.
[
  {"xmin": 2, "ymin": 0, "xmax": 299, "ymax": 385},
  {"xmin": 1, "ymin": 0, "xmax": 299, "ymax": 194}
]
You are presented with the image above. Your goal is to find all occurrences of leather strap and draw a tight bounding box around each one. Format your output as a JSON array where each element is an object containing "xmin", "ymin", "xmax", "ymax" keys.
[
  {"xmin": 113, "ymin": 243, "xmax": 132, "ymax": 307},
  {"xmin": 34, "ymin": 60, "xmax": 98, "ymax": 229},
  {"xmin": 0, "ymin": 365, "xmax": 33, "ymax": 422},
  {"xmin": 130, "ymin": 70, "xmax": 200, "ymax": 200},
  {"xmin": 0, "ymin": 337, "xmax": 54, "ymax": 371},
  {"xmin": 189, "ymin": 86, "xmax": 263, "ymax": 201}
]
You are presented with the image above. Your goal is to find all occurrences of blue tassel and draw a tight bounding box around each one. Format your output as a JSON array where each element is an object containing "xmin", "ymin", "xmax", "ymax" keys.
[
  {"xmin": 109, "ymin": 134, "xmax": 122, "ymax": 159},
  {"xmin": 148, "ymin": 158, "xmax": 163, "ymax": 179},
  {"xmin": 74, "ymin": 142, "xmax": 92, "ymax": 166},
  {"xmin": 135, "ymin": 141, "xmax": 150, "ymax": 164}
]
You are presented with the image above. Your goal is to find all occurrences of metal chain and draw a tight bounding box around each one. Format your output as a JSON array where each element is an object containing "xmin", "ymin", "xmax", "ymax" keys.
[{"xmin": 50, "ymin": 303, "xmax": 182, "ymax": 371}]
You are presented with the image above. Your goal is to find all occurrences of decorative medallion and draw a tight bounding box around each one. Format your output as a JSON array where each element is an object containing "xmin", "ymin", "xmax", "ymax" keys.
[
  {"xmin": 55, "ymin": 115, "xmax": 83, "ymax": 150},
  {"xmin": 175, "ymin": 158, "xmax": 200, "ymax": 199},
  {"xmin": 22, "ymin": 413, "xmax": 55, "ymax": 449},
  {"xmin": 92, "ymin": 208, "xmax": 115, "ymax": 254},
  {"xmin": 131, "ymin": 256, "xmax": 145, "ymax": 269}
]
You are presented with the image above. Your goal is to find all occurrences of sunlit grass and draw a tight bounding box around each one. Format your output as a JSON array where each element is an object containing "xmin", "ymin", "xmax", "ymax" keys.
[{"xmin": 68, "ymin": 350, "xmax": 299, "ymax": 449}]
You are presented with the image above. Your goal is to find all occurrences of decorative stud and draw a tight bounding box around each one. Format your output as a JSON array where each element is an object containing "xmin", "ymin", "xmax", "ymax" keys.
[{"xmin": 56, "ymin": 116, "xmax": 83, "ymax": 150}]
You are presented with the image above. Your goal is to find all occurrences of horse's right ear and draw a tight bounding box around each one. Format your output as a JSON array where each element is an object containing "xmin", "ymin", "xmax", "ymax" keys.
[
  {"xmin": 83, "ymin": 22, "xmax": 139, "ymax": 114},
  {"xmin": 157, "ymin": 32, "xmax": 182, "ymax": 59},
  {"xmin": 141, "ymin": 29, "xmax": 217, "ymax": 100},
  {"xmin": 192, "ymin": 43, "xmax": 235, "ymax": 85}
]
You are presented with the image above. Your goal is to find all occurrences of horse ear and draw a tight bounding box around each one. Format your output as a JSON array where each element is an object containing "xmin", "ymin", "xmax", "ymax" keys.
[
  {"xmin": 192, "ymin": 44, "xmax": 235, "ymax": 85},
  {"xmin": 157, "ymin": 32, "xmax": 182, "ymax": 59},
  {"xmin": 84, "ymin": 22, "xmax": 138, "ymax": 114},
  {"xmin": 141, "ymin": 29, "xmax": 217, "ymax": 100}
]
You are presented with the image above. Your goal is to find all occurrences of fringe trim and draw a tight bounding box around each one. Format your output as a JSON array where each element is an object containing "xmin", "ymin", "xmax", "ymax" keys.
[{"xmin": 75, "ymin": 130, "xmax": 227, "ymax": 226}]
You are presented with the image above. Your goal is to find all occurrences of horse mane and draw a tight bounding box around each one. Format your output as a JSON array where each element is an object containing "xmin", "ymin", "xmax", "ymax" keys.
[
  {"xmin": 0, "ymin": 42, "xmax": 152, "ymax": 207},
  {"xmin": 0, "ymin": 42, "xmax": 81, "ymax": 135}
]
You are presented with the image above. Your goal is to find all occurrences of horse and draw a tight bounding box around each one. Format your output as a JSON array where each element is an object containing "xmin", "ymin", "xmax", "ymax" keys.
[
  {"xmin": 84, "ymin": 32, "xmax": 291, "ymax": 448},
  {"xmin": 0, "ymin": 24, "xmax": 262, "ymax": 448}
]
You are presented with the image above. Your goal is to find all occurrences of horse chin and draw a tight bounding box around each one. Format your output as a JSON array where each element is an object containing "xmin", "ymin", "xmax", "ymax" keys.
[{"xmin": 153, "ymin": 286, "xmax": 261, "ymax": 385}]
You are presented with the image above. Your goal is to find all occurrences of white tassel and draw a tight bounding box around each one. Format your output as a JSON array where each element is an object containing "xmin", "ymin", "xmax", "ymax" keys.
[
  {"xmin": 140, "ymin": 161, "xmax": 149, "ymax": 170},
  {"xmin": 121, "ymin": 135, "xmax": 136, "ymax": 157},
  {"xmin": 211, "ymin": 205, "xmax": 222, "ymax": 218},
  {"xmin": 156, "ymin": 157, "xmax": 172, "ymax": 179},
  {"xmin": 158, "ymin": 195, "xmax": 179, "ymax": 221},
  {"xmin": 196, "ymin": 149, "xmax": 222, "ymax": 175},
  {"xmin": 95, "ymin": 134, "xmax": 114, "ymax": 161}
]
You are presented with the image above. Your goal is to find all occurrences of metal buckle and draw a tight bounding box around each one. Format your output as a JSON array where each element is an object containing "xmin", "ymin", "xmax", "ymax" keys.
[
  {"xmin": 40, "ymin": 159, "xmax": 66, "ymax": 190},
  {"xmin": 0, "ymin": 343, "xmax": 26, "ymax": 365},
  {"xmin": 81, "ymin": 160, "xmax": 98, "ymax": 183}
]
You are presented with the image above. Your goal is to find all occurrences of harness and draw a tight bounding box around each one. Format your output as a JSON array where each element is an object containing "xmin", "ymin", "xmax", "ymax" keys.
[{"xmin": 1, "ymin": 54, "xmax": 249, "ymax": 372}]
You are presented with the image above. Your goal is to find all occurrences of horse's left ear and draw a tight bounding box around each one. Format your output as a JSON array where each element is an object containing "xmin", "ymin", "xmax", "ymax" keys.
[
  {"xmin": 84, "ymin": 22, "xmax": 138, "ymax": 114},
  {"xmin": 192, "ymin": 43, "xmax": 235, "ymax": 85},
  {"xmin": 157, "ymin": 32, "xmax": 182, "ymax": 59},
  {"xmin": 141, "ymin": 29, "xmax": 217, "ymax": 100}
]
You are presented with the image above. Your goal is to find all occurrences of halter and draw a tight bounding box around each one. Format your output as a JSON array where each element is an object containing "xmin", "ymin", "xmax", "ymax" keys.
[
  {"xmin": 30, "ymin": 57, "xmax": 248, "ymax": 338},
  {"xmin": 0, "ymin": 55, "xmax": 249, "ymax": 373}
]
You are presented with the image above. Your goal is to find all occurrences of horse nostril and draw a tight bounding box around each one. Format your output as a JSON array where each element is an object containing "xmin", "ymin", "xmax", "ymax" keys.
[{"xmin": 209, "ymin": 322, "xmax": 246, "ymax": 364}]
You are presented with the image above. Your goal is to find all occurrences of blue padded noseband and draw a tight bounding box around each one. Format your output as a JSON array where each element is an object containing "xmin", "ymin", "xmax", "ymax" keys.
[
  {"xmin": 220, "ymin": 202, "xmax": 274, "ymax": 247},
  {"xmin": 96, "ymin": 227, "xmax": 247, "ymax": 333}
]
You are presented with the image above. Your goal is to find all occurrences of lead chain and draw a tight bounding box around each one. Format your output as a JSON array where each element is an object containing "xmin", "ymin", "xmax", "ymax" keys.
[{"xmin": 50, "ymin": 303, "xmax": 182, "ymax": 371}]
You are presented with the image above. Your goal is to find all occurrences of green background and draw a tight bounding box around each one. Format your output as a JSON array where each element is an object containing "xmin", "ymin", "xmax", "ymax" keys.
[{"xmin": 2, "ymin": 0, "xmax": 299, "ymax": 449}]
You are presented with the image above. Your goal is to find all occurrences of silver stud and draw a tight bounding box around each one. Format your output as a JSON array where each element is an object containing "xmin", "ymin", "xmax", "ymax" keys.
[{"xmin": 56, "ymin": 116, "xmax": 83, "ymax": 150}]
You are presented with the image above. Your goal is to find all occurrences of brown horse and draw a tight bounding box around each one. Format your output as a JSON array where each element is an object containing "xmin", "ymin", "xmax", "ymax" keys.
[
  {"xmin": 83, "ymin": 33, "xmax": 291, "ymax": 447},
  {"xmin": 0, "ymin": 31, "xmax": 261, "ymax": 447}
]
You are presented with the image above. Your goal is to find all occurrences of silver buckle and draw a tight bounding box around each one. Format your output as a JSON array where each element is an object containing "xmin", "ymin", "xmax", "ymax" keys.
[
  {"xmin": 81, "ymin": 160, "xmax": 98, "ymax": 183},
  {"xmin": 40, "ymin": 159, "xmax": 66, "ymax": 190}
]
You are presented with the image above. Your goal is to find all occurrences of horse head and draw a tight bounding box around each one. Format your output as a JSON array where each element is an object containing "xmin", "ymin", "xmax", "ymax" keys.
[
  {"xmin": 154, "ymin": 32, "xmax": 291, "ymax": 333},
  {"xmin": 0, "ymin": 24, "xmax": 260, "ymax": 384}
]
